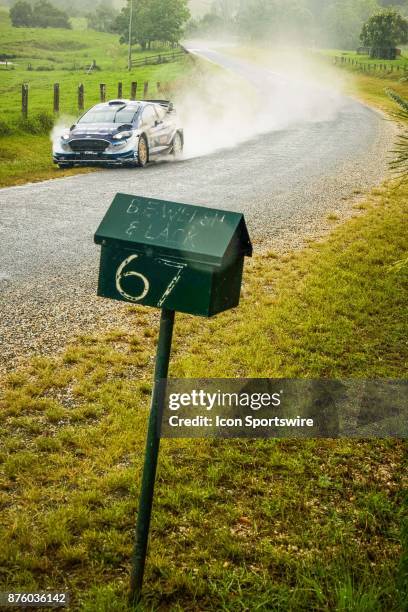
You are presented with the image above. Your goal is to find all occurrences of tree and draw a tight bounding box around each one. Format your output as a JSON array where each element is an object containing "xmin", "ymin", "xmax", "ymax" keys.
[
  {"xmin": 360, "ymin": 8, "xmax": 408, "ymax": 57},
  {"xmin": 10, "ymin": 0, "xmax": 72, "ymax": 28},
  {"xmin": 149, "ymin": 0, "xmax": 190, "ymax": 44},
  {"xmin": 236, "ymin": 0, "xmax": 313, "ymax": 44},
  {"xmin": 185, "ymin": 11, "xmax": 225, "ymax": 37},
  {"xmin": 322, "ymin": 0, "xmax": 380, "ymax": 49},
  {"xmin": 114, "ymin": 0, "xmax": 151, "ymax": 49},
  {"xmin": 32, "ymin": 0, "xmax": 72, "ymax": 28},
  {"xmin": 87, "ymin": 1, "xmax": 118, "ymax": 32},
  {"xmin": 10, "ymin": 0, "xmax": 33, "ymax": 27},
  {"xmin": 115, "ymin": 0, "xmax": 190, "ymax": 49}
]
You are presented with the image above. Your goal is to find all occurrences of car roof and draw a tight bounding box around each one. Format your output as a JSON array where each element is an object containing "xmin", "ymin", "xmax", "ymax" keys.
[{"xmin": 90, "ymin": 100, "xmax": 160, "ymax": 111}]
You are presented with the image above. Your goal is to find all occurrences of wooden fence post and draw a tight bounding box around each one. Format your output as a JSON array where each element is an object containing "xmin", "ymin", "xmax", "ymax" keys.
[
  {"xmin": 53, "ymin": 83, "xmax": 60, "ymax": 114},
  {"xmin": 131, "ymin": 81, "xmax": 137, "ymax": 100},
  {"xmin": 118, "ymin": 82, "xmax": 123, "ymax": 98},
  {"xmin": 143, "ymin": 81, "xmax": 149, "ymax": 99},
  {"xmin": 78, "ymin": 83, "xmax": 84, "ymax": 111},
  {"xmin": 100, "ymin": 83, "xmax": 106, "ymax": 102},
  {"xmin": 22, "ymin": 83, "xmax": 28, "ymax": 118}
]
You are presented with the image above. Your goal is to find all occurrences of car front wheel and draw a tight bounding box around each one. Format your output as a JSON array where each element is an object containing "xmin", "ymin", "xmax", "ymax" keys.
[
  {"xmin": 58, "ymin": 163, "xmax": 73, "ymax": 169},
  {"xmin": 137, "ymin": 135, "xmax": 148, "ymax": 167},
  {"xmin": 172, "ymin": 132, "xmax": 183, "ymax": 159}
]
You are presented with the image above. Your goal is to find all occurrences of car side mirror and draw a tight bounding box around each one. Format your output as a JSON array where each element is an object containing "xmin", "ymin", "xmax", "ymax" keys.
[{"xmin": 70, "ymin": 124, "xmax": 76, "ymax": 130}]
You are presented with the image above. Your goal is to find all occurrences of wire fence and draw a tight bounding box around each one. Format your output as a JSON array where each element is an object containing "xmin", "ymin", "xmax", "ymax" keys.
[
  {"xmin": 333, "ymin": 55, "xmax": 408, "ymax": 75},
  {"xmin": 19, "ymin": 80, "xmax": 176, "ymax": 118},
  {"xmin": 131, "ymin": 49, "xmax": 186, "ymax": 68}
]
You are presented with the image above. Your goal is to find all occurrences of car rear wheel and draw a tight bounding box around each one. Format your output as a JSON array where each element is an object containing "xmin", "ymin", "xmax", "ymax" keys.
[
  {"xmin": 137, "ymin": 135, "xmax": 148, "ymax": 167},
  {"xmin": 172, "ymin": 132, "xmax": 183, "ymax": 159},
  {"xmin": 58, "ymin": 163, "xmax": 73, "ymax": 169}
]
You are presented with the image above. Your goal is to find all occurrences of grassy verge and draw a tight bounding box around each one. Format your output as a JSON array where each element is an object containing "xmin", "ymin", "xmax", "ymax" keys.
[
  {"xmin": 320, "ymin": 48, "xmax": 408, "ymax": 70},
  {"xmin": 0, "ymin": 49, "xmax": 407, "ymax": 610},
  {"xmin": 0, "ymin": 134, "xmax": 94, "ymax": 187}
]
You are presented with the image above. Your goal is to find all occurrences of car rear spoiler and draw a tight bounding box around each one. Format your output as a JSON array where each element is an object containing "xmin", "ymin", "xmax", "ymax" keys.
[{"xmin": 145, "ymin": 99, "xmax": 174, "ymax": 111}]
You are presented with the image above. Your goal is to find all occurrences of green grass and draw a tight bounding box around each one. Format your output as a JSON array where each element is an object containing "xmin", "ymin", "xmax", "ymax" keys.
[
  {"xmin": 0, "ymin": 183, "xmax": 407, "ymax": 610},
  {"xmin": 321, "ymin": 48, "xmax": 408, "ymax": 69},
  {"xmin": 0, "ymin": 134, "xmax": 93, "ymax": 187},
  {"xmin": 0, "ymin": 7, "xmax": 191, "ymax": 123},
  {"xmin": 318, "ymin": 49, "xmax": 408, "ymax": 113}
]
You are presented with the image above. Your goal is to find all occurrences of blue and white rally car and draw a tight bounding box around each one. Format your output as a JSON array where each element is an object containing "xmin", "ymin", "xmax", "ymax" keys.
[{"xmin": 53, "ymin": 99, "xmax": 183, "ymax": 168}]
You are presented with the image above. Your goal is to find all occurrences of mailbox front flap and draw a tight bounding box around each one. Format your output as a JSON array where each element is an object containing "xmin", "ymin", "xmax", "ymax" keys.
[{"xmin": 94, "ymin": 194, "xmax": 252, "ymax": 266}]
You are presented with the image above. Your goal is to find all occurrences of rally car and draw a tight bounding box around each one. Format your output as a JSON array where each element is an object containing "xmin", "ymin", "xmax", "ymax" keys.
[{"xmin": 53, "ymin": 99, "xmax": 183, "ymax": 168}]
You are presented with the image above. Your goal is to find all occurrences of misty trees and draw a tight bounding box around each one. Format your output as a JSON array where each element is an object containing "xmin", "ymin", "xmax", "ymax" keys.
[
  {"xmin": 10, "ymin": 0, "xmax": 72, "ymax": 28},
  {"xmin": 237, "ymin": 0, "xmax": 313, "ymax": 43},
  {"xmin": 32, "ymin": 0, "xmax": 71, "ymax": 28},
  {"xmin": 192, "ymin": 0, "xmax": 408, "ymax": 50},
  {"xmin": 86, "ymin": 1, "xmax": 118, "ymax": 33},
  {"xmin": 360, "ymin": 9, "xmax": 408, "ymax": 57},
  {"xmin": 115, "ymin": 0, "xmax": 190, "ymax": 49},
  {"xmin": 322, "ymin": 0, "xmax": 379, "ymax": 49},
  {"xmin": 9, "ymin": 1, "xmax": 32, "ymax": 26},
  {"xmin": 212, "ymin": 0, "xmax": 386, "ymax": 48}
]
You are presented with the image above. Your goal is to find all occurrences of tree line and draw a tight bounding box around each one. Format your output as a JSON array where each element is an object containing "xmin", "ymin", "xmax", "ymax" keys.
[
  {"xmin": 9, "ymin": 0, "xmax": 190, "ymax": 49},
  {"xmin": 188, "ymin": 0, "xmax": 408, "ymax": 51},
  {"xmin": 10, "ymin": 0, "xmax": 72, "ymax": 28}
]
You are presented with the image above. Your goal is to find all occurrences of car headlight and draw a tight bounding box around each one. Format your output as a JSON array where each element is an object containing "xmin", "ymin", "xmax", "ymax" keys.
[
  {"xmin": 61, "ymin": 133, "xmax": 70, "ymax": 141},
  {"xmin": 113, "ymin": 131, "xmax": 133, "ymax": 140}
]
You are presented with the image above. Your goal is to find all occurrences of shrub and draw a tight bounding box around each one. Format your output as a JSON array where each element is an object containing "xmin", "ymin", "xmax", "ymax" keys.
[
  {"xmin": 36, "ymin": 112, "xmax": 54, "ymax": 132},
  {"xmin": 16, "ymin": 112, "xmax": 55, "ymax": 135},
  {"xmin": 35, "ymin": 65, "xmax": 55, "ymax": 72},
  {"xmin": 0, "ymin": 121, "xmax": 13, "ymax": 137}
]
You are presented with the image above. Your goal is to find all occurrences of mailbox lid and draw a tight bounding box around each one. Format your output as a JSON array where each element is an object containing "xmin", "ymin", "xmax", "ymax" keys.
[{"xmin": 94, "ymin": 194, "xmax": 252, "ymax": 266}]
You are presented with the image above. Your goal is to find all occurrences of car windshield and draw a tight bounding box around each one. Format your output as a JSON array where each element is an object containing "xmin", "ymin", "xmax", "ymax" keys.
[{"xmin": 78, "ymin": 106, "xmax": 138, "ymax": 124}]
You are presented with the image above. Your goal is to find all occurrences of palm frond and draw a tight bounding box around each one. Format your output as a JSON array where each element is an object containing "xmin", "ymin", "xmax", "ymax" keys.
[{"xmin": 386, "ymin": 88, "xmax": 408, "ymax": 176}]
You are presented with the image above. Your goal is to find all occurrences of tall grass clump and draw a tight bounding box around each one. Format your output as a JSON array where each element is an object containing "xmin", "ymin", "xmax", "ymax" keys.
[{"xmin": 4, "ymin": 112, "xmax": 56, "ymax": 136}]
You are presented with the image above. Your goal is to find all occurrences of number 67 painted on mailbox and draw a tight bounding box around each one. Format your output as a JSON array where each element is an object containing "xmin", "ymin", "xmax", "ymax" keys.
[
  {"xmin": 115, "ymin": 254, "xmax": 186, "ymax": 307},
  {"xmin": 94, "ymin": 193, "xmax": 252, "ymax": 604}
]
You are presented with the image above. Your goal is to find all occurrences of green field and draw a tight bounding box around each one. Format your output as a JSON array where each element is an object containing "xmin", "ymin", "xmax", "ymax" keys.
[
  {"xmin": 0, "ymin": 7, "xmax": 195, "ymax": 187},
  {"xmin": 0, "ymin": 8, "xmax": 192, "ymax": 123}
]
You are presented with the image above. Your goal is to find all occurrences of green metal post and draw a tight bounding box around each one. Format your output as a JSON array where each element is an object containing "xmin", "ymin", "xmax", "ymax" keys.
[{"xmin": 129, "ymin": 308, "xmax": 175, "ymax": 605}]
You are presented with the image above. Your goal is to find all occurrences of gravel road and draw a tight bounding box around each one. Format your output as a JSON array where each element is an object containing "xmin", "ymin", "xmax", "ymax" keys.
[{"xmin": 0, "ymin": 47, "xmax": 394, "ymax": 373}]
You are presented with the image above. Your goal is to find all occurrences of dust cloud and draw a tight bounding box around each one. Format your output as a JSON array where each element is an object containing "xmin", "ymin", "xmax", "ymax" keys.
[
  {"xmin": 49, "ymin": 45, "xmax": 346, "ymax": 164},
  {"xmin": 50, "ymin": 116, "xmax": 76, "ymax": 149},
  {"xmin": 175, "ymin": 42, "xmax": 346, "ymax": 160}
]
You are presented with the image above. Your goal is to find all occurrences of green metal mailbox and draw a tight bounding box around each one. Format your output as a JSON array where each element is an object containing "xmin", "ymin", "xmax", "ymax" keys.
[
  {"xmin": 94, "ymin": 193, "xmax": 252, "ymax": 317},
  {"xmin": 94, "ymin": 193, "xmax": 252, "ymax": 604}
]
